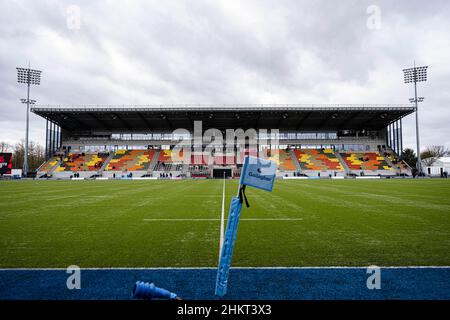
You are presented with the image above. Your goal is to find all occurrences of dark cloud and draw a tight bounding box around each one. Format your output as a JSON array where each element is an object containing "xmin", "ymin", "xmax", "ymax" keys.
[{"xmin": 0, "ymin": 0, "xmax": 449, "ymax": 150}]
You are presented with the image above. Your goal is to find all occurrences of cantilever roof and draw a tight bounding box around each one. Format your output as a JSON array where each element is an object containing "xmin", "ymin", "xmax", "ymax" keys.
[{"xmin": 31, "ymin": 104, "xmax": 415, "ymax": 132}]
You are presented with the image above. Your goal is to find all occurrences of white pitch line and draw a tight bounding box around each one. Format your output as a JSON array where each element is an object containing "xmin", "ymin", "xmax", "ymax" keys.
[
  {"xmin": 239, "ymin": 218, "xmax": 304, "ymax": 221},
  {"xmin": 1, "ymin": 266, "xmax": 449, "ymax": 271},
  {"xmin": 144, "ymin": 218, "xmax": 220, "ymax": 221},
  {"xmin": 142, "ymin": 218, "xmax": 303, "ymax": 221},
  {"xmin": 219, "ymin": 175, "xmax": 226, "ymax": 263}
]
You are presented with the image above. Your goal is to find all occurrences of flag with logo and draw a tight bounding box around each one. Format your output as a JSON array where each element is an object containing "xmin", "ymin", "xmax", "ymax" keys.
[{"xmin": 215, "ymin": 156, "xmax": 276, "ymax": 297}]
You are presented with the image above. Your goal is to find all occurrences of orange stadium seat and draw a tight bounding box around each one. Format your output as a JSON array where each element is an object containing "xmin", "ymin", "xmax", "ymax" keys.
[
  {"xmin": 55, "ymin": 153, "xmax": 108, "ymax": 172},
  {"xmin": 340, "ymin": 152, "xmax": 393, "ymax": 170},
  {"xmin": 278, "ymin": 149, "xmax": 296, "ymax": 171},
  {"xmin": 38, "ymin": 157, "xmax": 59, "ymax": 173},
  {"xmin": 294, "ymin": 149, "xmax": 343, "ymax": 171},
  {"xmin": 214, "ymin": 154, "xmax": 236, "ymax": 166},
  {"xmin": 106, "ymin": 150, "xmax": 155, "ymax": 171}
]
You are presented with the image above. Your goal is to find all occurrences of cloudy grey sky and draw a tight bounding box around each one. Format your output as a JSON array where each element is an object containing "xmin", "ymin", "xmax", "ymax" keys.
[{"xmin": 1, "ymin": 0, "xmax": 449, "ymax": 151}]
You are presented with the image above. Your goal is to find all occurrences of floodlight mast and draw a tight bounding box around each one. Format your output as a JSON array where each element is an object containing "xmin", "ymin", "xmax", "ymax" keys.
[
  {"xmin": 17, "ymin": 63, "xmax": 42, "ymax": 177},
  {"xmin": 403, "ymin": 62, "xmax": 428, "ymax": 176}
]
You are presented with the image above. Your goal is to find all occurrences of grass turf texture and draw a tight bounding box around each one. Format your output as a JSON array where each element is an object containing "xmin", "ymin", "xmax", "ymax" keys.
[{"xmin": 0, "ymin": 179, "xmax": 449, "ymax": 268}]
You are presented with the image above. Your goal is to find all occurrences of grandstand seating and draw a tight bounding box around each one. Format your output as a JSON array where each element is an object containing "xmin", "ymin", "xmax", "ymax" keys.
[
  {"xmin": 154, "ymin": 149, "xmax": 179, "ymax": 171},
  {"xmin": 294, "ymin": 149, "xmax": 344, "ymax": 171},
  {"xmin": 46, "ymin": 148, "xmax": 398, "ymax": 178},
  {"xmin": 237, "ymin": 148, "xmax": 258, "ymax": 163},
  {"xmin": 38, "ymin": 157, "xmax": 59, "ymax": 173},
  {"xmin": 158, "ymin": 149, "xmax": 173, "ymax": 163},
  {"xmin": 384, "ymin": 152, "xmax": 410, "ymax": 172},
  {"xmin": 191, "ymin": 153, "xmax": 209, "ymax": 165},
  {"xmin": 214, "ymin": 154, "xmax": 236, "ymax": 166},
  {"xmin": 339, "ymin": 152, "xmax": 392, "ymax": 171},
  {"xmin": 278, "ymin": 149, "xmax": 297, "ymax": 171},
  {"xmin": 55, "ymin": 153, "xmax": 108, "ymax": 172},
  {"xmin": 106, "ymin": 150, "xmax": 155, "ymax": 171}
]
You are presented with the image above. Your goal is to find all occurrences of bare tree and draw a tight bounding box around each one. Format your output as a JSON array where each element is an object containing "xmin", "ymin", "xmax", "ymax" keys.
[
  {"xmin": 12, "ymin": 140, "xmax": 46, "ymax": 172},
  {"xmin": 420, "ymin": 145, "xmax": 450, "ymax": 166},
  {"xmin": 0, "ymin": 141, "xmax": 12, "ymax": 153}
]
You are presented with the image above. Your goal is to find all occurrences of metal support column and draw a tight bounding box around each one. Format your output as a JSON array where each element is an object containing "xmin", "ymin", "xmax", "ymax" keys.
[
  {"xmin": 45, "ymin": 120, "xmax": 49, "ymax": 159},
  {"xmin": 399, "ymin": 118, "xmax": 403, "ymax": 158}
]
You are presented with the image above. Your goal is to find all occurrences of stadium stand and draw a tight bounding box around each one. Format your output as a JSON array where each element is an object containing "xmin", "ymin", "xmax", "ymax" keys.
[
  {"xmin": 191, "ymin": 153, "xmax": 209, "ymax": 165},
  {"xmin": 55, "ymin": 152, "xmax": 108, "ymax": 172},
  {"xmin": 41, "ymin": 148, "xmax": 400, "ymax": 179},
  {"xmin": 154, "ymin": 149, "xmax": 173, "ymax": 171},
  {"xmin": 294, "ymin": 149, "xmax": 344, "ymax": 171},
  {"xmin": 186, "ymin": 153, "xmax": 210, "ymax": 177},
  {"xmin": 37, "ymin": 156, "xmax": 60, "ymax": 173},
  {"xmin": 32, "ymin": 105, "xmax": 414, "ymax": 179},
  {"xmin": 278, "ymin": 149, "xmax": 297, "ymax": 171},
  {"xmin": 339, "ymin": 152, "xmax": 393, "ymax": 171},
  {"xmin": 153, "ymin": 149, "xmax": 184, "ymax": 172},
  {"xmin": 237, "ymin": 148, "xmax": 258, "ymax": 164},
  {"xmin": 214, "ymin": 154, "xmax": 236, "ymax": 166},
  {"xmin": 106, "ymin": 150, "xmax": 155, "ymax": 171},
  {"xmin": 383, "ymin": 150, "xmax": 411, "ymax": 173}
]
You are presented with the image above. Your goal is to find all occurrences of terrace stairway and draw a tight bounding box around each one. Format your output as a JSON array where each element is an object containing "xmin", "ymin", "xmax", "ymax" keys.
[
  {"xmin": 384, "ymin": 148, "xmax": 412, "ymax": 174},
  {"xmin": 147, "ymin": 150, "xmax": 160, "ymax": 174},
  {"xmin": 48, "ymin": 160, "xmax": 62, "ymax": 175},
  {"xmin": 383, "ymin": 153, "xmax": 397, "ymax": 171},
  {"xmin": 99, "ymin": 152, "xmax": 115, "ymax": 174},
  {"xmin": 334, "ymin": 152, "xmax": 350, "ymax": 174},
  {"xmin": 288, "ymin": 149, "xmax": 302, "ymax": 172}
]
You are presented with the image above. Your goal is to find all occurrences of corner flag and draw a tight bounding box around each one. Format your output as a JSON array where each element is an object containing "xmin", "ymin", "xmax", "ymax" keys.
[
  {"xmin": 239, "ymin": 156, "xmax": 277, "ymax": 192},
  {"xmin": 215, "ymin": 156, "xmax": 276, "ymax": 297}
]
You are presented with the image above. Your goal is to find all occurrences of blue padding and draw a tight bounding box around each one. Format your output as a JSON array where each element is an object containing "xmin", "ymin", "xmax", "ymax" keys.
[
  {"xmin": 215, "ymin": 196, "xmax": 243, "ymax": 297},
  {"xmin": 1, "ymin": 268, "xmax": 449, "ymax": 300}
]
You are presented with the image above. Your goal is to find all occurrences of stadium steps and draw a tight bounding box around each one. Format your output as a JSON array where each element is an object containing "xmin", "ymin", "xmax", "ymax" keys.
[
  {"xmin": 36, "ymin": 157, "xmax": 59, "ymax": 174},
  {"xmin": 384, "ymin": 149, "xmax": 412, "ymax": 174},
  {"xmin": 400, "ymin": 159, "xmax": 413, "ymax": 171},
  {"xmin": 99, "ymin": 152, "xmax": 115, "ymax": 174},
  {"xmin": 37, "ymin": 158, "xmax": 61, "ymax": 177},
  {"xmin": 47, "ymin": 160, "xmax": 62, "ymax": 175},
  {"xmin": 382, "ymin": 153, "xmax": 397, "ymax": 172},
  {"xmin": 334, "ymin": 152, "xmax": 350, "ymax": 174},
  {"xmin": 36, "ymin": 160, "xmax": 48, "ymax": 173},
  {"xmin": 147, "ymin": 150, "xmax": 160, "ymax": 173},
  {"xmin": 288, "ymin": 149, "xmax": 302, "ymax": 172}
]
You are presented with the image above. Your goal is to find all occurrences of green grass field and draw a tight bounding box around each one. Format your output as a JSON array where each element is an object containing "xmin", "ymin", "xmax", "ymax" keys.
[{"xmin": 1, "ymin": 179, "xmax": 449, "ymax": 268}]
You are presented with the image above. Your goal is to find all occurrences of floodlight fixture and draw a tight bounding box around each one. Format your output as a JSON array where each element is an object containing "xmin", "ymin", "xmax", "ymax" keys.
[
  {"xmin": 409, "ymin": 97, "xmax": 424, "ymax": 104},
  {"xmin": 17, "ymin": 67, "xmax": 42, "ymax": 85},
  {"xmin": 17, "ymin": 63, "xmax": 42, "ymax": 176},
  {"xmin": 403, "ymin": 62, "xmax": 428, "ymax": 176},
  {"xmin": 403, "ymin": 66, "xmax": 428, "ymax": 84},
  {"xmin": 20, "ymin": 99, "xmax": 36, "ymax": 105}
]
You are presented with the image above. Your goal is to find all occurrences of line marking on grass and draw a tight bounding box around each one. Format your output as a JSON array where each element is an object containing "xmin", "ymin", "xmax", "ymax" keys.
[
  {"xmin": 1, "ymin": 266, "xmax": 449, "ymax": 271},
  {"xmin": 142, "ymin": 218, "xmax": 303, "ymax": 221},
  {"xmin": 219, "ymin": 175, "xmax": 226, "ymax": 263},
  {"xmin": 240, "ymin": 218, "xmax": 304, "ymax": 221}
]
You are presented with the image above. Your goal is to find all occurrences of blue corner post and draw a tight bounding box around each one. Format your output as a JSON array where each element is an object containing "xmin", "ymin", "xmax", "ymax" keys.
[
  {"xmin": 215, "ymin": 196, "xmax": 243, "ymax": 297},
  {"xmin": 215, "ymin": 156, "xmax": 276, "ymax": 297}
]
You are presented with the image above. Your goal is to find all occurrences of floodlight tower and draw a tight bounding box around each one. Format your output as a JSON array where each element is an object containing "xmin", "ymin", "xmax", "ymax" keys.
[
  {"xmin": 403, "ymin": 63, "xmax": 428, "ymax": 176},
  {"xmin": 17, "ymin": 64, "xmax": 42, "ymax": 177}
]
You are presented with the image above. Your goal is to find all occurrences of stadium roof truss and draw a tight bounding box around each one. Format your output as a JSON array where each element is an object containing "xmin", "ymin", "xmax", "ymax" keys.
[{"xmin": 31, "ymin": 104, "xmax": 415, "ymax": 132}]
